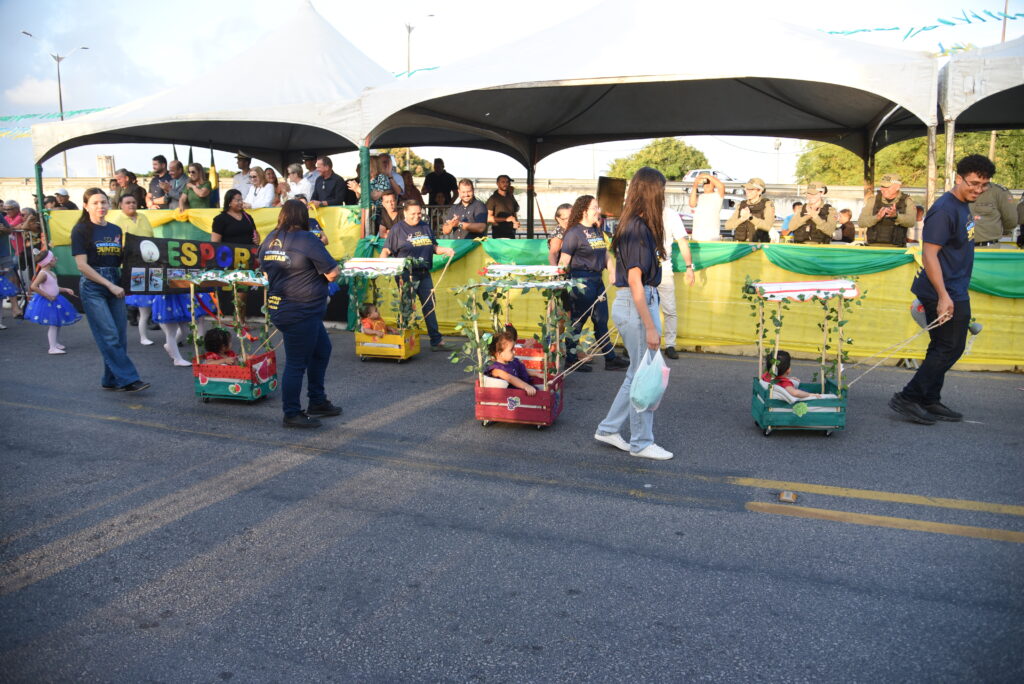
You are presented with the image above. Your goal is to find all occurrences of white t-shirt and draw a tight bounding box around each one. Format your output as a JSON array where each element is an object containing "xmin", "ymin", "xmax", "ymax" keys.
[
  {"xmin": 245, "ymin": 183, "xmax": 276, "ymax": 209},
  {"xmin": 287, "ymin": 178, "xmax": 313, "ymax": 200},
  {"xmin": 691, "ymin": 192, "xmax": 724, "ymax": 241},
  {"xmin": 661, "ymin": 207, "xmax": 688, "ymax": 265},
  {"xmin": 232, "ymin": 172, "xmax": 252, "ymax": 198}
]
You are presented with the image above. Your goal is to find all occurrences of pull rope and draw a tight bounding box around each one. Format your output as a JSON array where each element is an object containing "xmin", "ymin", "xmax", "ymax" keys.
[{"xmin": 846, "ymin": 317, "xmax": 947, "ymax": 387}]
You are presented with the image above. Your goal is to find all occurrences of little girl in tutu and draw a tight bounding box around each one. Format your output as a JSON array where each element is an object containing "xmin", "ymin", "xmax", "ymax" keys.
[
  {"xmin": 25, "ymin": 250, "xmax": 82, "ymax": 354},
  {"xmin": 150, "ymin": 291, "xmax": 214, "ymax": 367}
]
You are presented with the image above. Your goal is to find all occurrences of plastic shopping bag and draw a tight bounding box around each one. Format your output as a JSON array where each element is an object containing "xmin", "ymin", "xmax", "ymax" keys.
[{"xmin": 629, "ymin": 349, "xmax": 670, "ymax": 413}]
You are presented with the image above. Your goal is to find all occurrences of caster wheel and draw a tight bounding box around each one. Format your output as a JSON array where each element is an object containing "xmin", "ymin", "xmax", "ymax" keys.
[
  {"xmin": 481, "ymin": 420, "xmax": 491, "ymax": 427},
  {"xmin": 358, "ymin": 356, "xmax": 367, "ymax": 362},
  {"xmin": 823, "ymin": 430, "xmax": 833, "ymax": 437},
  {"xmin": 762, "ymin": 427, "xmax": 772, "ymax": 437},
  {"xmin": 535, "ymin": 424, "xmax": 545, "ymax": 430},
  {"xmin": 396, "ymin": 358, "xmax": 403, "ymax": 364},
  {"xmin": 202, "ymin": 397, "xmax": 210, "ymax": 403}
]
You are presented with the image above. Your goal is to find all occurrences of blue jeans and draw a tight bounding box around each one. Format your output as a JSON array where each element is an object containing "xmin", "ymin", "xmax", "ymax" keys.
[
  {"xmin": 276, "ymin": 314, "xmax": 332, "ymax": 417},
  {"xmin": 566, "ymin": 272, "xmax": 616, "ymax": 365},
  {"xmin": 901, "ymin": 298, "xmax": 971, "ymax": 404},
  {"xmin": 80, "ymin": 268, "xmax": 141, "ymax": 388},
  {"xmin": 405, "ymin": 271, "xmax": 442, "ymax": 346},
  {"xmin": 597, "ymin": 286, "xmax": 661, "ymax": 452}
]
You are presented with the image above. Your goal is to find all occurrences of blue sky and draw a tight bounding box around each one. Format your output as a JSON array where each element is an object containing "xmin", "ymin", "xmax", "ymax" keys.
[{"xmin": 1, "ymin": 0, "xmax": 1021, "ymax": 183}]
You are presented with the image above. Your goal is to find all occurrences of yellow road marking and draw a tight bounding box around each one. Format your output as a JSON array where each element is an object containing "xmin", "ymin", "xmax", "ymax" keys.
[
  {"xmin": 747, "ymin": 502, "xmax": 1024, "ymax": 544},
  {"xmin": 730, "ymin": 477, "xmax": 1024, "ymax": 517}
]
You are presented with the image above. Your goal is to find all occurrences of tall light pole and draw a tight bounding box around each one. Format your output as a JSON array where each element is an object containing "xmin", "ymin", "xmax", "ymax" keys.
[
  {"xmin": 404, "ymin": 15, "xmax": 434, "ymax": 79},
  {"xmin": 21, "ymin": 31, "xmax": 88, "ymax": 179}
]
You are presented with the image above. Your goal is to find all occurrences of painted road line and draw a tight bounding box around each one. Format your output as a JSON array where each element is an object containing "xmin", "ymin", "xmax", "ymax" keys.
[
  {"xmin": 730, "ymin": 477, "xmax": 1024, "ymax": 517},
  {"xmin": 746, "ymin": 502, "xmax": 1024, "ymax": 544}
]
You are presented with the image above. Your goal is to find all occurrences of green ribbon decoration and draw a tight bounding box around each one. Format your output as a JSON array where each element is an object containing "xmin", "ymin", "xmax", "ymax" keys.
[
  {"xmin": 763, "ymin": 244, "xmax": 914, "ymax": 275},
  {"xmin": 673, "ymin": 242, "xmax": 756, "ymax": 271},
  {"xmin": 432, "ymin": 239, "xmax": 480, "ymax": 270},
  {"xmin": 480, "ymin": 238, "xmax": 550, "ymax": 265},
  {"xmin": 970, "ymin": 251, "xmax": 1024, "ymax": 299}
]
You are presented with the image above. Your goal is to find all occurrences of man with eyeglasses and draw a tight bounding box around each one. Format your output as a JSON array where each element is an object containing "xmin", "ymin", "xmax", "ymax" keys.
[
  {"xmin": 969, "ymin": 181, "xmax": 1016, "ymax": 247},
  {"xmin": 859, "ymin": 173, "xmax": 916, "ymax": 247},
  {"xmin": 889, "ymin": 154, "xmax": 995, "ymax": 426}
]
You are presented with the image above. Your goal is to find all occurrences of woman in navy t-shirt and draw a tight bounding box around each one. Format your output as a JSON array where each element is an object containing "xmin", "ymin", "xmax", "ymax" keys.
[
  {"xmin": 380, "ymin": 199, "xmax": 456, "ymax": 351},
  {"xmin": 71, "ymin": 188, "xmax": 148, "ymax": 391},
  {"xmin": 594, "ymin": 167, "xmax": 673, "ymax": 461},
  {"xmin": 558, "ymin": 194, "xmax": 627, "ymax": 372},
  {"xmin": 259, "ymin": 199, "xmax": 341, "ymax": 428}
]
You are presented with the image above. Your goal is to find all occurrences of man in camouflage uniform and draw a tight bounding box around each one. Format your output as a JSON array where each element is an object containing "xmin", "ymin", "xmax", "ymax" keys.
[
  {"xmin": 969, "ymin": 182, "xmax": 1016, "ymax": 247},
  {"xmin": 725, "ymin": 177, "xmax": 775, "ymax": 242},
  {"xmin": 859, "ymin": 173, "xmax": 916, "ymax": 247}
]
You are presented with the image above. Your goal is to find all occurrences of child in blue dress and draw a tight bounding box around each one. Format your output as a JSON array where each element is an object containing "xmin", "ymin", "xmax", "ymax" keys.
[
  {"xmin": 150, "ymin": 291, "xmax": 214, "ymax": 366},
  {"xmin": 25, "ymin": 250, "xmax": 81, "ymax": 354}
]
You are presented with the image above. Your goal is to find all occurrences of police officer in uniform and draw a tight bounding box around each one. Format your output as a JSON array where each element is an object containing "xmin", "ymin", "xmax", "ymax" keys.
[
  {"xmin": 969, "ymin": 182, "xmax": 1016, "ymax": 247},
  {"xmin": 789, "ymin": 182, "xmax": 836, "ymax": 244},
  {"xmin": 725, "ymin": 177, "xmax": 775, "ymax": 242},
  {"xmin": 859, "ymin": 173, "xmax": 916, "ymax": 247}
]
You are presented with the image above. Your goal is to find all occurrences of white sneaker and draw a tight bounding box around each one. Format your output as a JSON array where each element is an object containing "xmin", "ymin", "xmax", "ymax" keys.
[
  {"xmin": 630, "ymin": 443, "xmax": 673, "ymax": 460},
  {"xmin": 594, "ymin": 431, "xmax": 630, "ymax": 452},
  {"xmin": 48, "ymin": 348, "xmax": 66, "ymax": 355}
]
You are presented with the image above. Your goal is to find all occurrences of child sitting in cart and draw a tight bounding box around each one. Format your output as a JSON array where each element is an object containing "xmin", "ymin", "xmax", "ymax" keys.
[
  {"xmin": 762, "ymin": 350, "xmax": 832, "ymax": 400},
  {"xmin": 486, "ymin": 326, "xmax": 537, "ymax": 396},
  {"xmin": 359, "ymin": 303, "xmax": 399, "ymax": 338},
  {"xmin": 201, "ymin": 328, "xmax": 239, "ymax": 365}
]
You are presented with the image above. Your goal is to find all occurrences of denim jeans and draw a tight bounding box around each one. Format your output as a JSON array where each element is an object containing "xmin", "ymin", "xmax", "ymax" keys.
[
  {"xmin": 901, "ymin": 298, "xmax": 971, "ymax": 404},
  {"xmin": 597, "ymin": 286, "xmax": 661, "ymax": 451},
  {"xmin": 276, "ymin": 314, "xmax": 332, "ymax": 417},
  {"xmin": 412, "ymin": 271, "xmax": 443, "ymax": 346},
  {"xmin": 80, "ymin": 268, "xmax": 141, "ymax": 388},
  {"xmin": 566, "ymin": 272, "xmax": 616, "ymax": 365}
]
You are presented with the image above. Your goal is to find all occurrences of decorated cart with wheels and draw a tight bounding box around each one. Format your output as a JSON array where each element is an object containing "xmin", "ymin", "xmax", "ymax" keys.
[
  {"xmin": 745, "ymin": 278, "xmax": 863, "ymax": 437},
  {"xmin": 451, "ymin": 264, "xmax": 580, "ymax": 429},
  {"xmin": 174, "ymin": 270, "xmax": 279, "ymax": 403},
  {"xmin": 341, "ymin": 257, "xmax": 422, "ymax": 362}
]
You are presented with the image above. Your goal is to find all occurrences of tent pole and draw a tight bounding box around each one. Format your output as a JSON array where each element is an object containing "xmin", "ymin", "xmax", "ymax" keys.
[
  {"xmin": 944, "ymin": 119, "xmax": 956, "ymax": 191},
  {"xmin": 526, "ymin": 141, "xmax": 537, "ymax": 239},
  {"xmin": 360, "ymin": 142, "xmax": 371, "ymax": 237},
  {"xmin": 34, "ymin": 163, "xmax": 50, "ymax": 246},
  {"xmin": 925, "ymin": 125, "xmax": 937, "ymax": 209},
  {"xmin": 862, "ymin": 145, "xmax": 875, "ymax": 201}
]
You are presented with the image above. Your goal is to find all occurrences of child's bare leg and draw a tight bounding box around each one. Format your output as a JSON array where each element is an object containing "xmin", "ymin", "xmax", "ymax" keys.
[{"xmin": 138, "ymin": 306, "xmax": 154, "ymax": 345}]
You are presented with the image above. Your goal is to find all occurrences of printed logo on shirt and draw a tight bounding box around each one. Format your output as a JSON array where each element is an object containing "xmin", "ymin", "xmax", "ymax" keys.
[
  {"xmin": 585, "ymin": 228, "xmax": 606, "ymax": 251},
  {"xmin": 966, "ymin": 219, "xmax": 975, "ymax": 242},
  {"xmin": 95, "ymin": 234, "xmax": 122, "ymax": 257},
  {"xmin": 407, "ymin": 233, "xmax": 433, "ymax": 248},
  {"xmin": 267, "ymin": 294, "xmax": 281, "ymax": 311}
]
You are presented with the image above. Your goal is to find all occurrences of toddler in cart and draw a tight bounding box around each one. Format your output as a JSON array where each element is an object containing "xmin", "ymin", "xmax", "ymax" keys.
[
  {"xmin": 485, "ymin": 326, "xmax": 536, "ymax": 396},
  {"xmin": 200, "ymin": 327, "xmax": 239, "ymax": 365},
  {"xmin": 359, "ymin": 303, "xmax": 398, "ymax": 338},
  {"xmin": 762, "ymin": 350, "xmax": 834, "ymax": 400}
]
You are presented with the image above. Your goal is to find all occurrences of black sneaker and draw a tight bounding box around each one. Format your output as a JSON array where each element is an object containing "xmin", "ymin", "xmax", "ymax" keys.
[
  {"xmin": 118, "ymin": 380, "xmax": 150, "ymax": 392},
  {"xmin": 574, "ymin": 362, "xmax": 593, "ymax": 373},
  {"xmin": 605, "ymin": 356, "xmax": 629, "ymax": 371},
  {"xmin": 888, "ymin": 392, "xmax": 935, "ymax": 425},
  {"xmin": 307, "ymin": 400, "xmax": 342, "ymax": 417},
  {"xmin": 664, "ymin": 346, "xmax": 679, "ymax": 360},
  {"xmin": 101, "ymin": 384, "xmax": 118, "ymax": 391},
  {"xmin": 283, "ymin": 412, "xmax": 322, "ymax": 428},
  {"xmin": 923, "ymin": 402, "xmax": 963, "ymax": 422}
]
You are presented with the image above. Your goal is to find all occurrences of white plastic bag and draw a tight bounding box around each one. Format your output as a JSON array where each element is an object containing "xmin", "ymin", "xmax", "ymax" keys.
[{"xmin": 629, "ymin": 349, "xmax": 671, "ymax": 413}]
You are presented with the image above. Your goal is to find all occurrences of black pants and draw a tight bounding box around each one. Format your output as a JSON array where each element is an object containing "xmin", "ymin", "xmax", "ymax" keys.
[{"xmin": 901, "ymin": 298, "xmax": 971, "ymax": 404}]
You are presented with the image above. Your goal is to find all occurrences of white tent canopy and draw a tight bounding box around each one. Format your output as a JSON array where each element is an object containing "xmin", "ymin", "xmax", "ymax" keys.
[
  {"xmin": 31, "ymin": 1, "xmax": 390, "ymax": 171},
  {"xmin": 941, "ymin": 34, "xmax": 1024, "ymax": 126},
  {"xmin": 352, "ymin": 0, "xmax": 938, "ymax": 168}
]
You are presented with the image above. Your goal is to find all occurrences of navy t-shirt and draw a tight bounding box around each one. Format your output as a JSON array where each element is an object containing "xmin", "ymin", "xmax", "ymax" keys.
[
  {"xmin": 613, "ymin": 217, "xmax": 661, "ymax": 288},
  {"xmin": 258, "ymin": 229, "xmax": 338, "ymax": 325},
  {"xmin": 911, "ymin": 191, "xmax": 974, "ymax": 302},
  {"xmin": 71, "ymin": 220, "xmax": 123, "ymax": 268},
  {"xmin": 560, "ymin": 223, "xmax": 607, "ymax": 273},
  {"xmin": 383, "ymin": 220, "xmax": 437, "ymax": 272}
]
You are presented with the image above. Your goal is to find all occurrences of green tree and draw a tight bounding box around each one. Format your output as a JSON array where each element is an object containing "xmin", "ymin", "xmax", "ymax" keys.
[
  {"xmin": 381, "ymin": 148, "xmax": 433, "ymax": 176},
  {"xmin": 795, "ymin": 131, "xmax": 1024, "ymax": 188},
  {"xmin": 607, "ymin": 138, "xmax": 710, "ymax": 181}
]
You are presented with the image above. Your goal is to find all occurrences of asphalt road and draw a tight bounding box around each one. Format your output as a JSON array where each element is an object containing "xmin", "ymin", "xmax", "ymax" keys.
[{"xmin": 1, "ymin": 318, "xmax": 1022, "ymax": 682}]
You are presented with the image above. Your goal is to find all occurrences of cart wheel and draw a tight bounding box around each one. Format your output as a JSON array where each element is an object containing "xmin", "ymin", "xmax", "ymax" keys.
[
  {"xmin": 396, "ymin": 358, "xmax": 403, "ymax": 364},
  {"xmin": 535, "ymin": 424, "xmax": 545, "ymax": 430},
  {"xmin": 358, "ymin": 356, "xmax": 367, "ymax": 362},
  {"xmin": 762, "ymin": 426, "xmax": 772, "ymax": 437},
  {"xmin": 202, "ymin": 397, "xmax": 210, "ymax": 403},
  {"xmin": 480, "ymin": 420, "xmax": 491, "ymax": 427},
  {"xmin": 823, "ymin": 430, "xmax": 833, "ymax": 437}
]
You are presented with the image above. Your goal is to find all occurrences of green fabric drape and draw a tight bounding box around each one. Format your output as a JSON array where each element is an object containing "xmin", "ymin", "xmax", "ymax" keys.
[
  {"xmin": 673, "ymin": 242, "xmax": 756, "ymax": 272},
  {"xmin": 432, "ymin": 239, "xmax": 481, "ymax": 270},
  {"xmin": 970, "ymin": 251, "xmax": 1024, "ymax": 299},
  {"xmin": 481, "ymin": 238, "xmax": 550, "ymax": 265},
  {"xmin": 763, "ymin": 244, "xmax": 914, "ymax": 275},
  {"xmin": 153, "ymin": 220, "xmax": 210, "ymax": 241}
]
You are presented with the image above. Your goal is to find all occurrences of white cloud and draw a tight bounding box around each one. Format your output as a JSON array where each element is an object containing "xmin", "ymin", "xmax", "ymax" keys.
[{"xmin": 4, "ymin": 77, "xmax": 60, "ymax": 107}]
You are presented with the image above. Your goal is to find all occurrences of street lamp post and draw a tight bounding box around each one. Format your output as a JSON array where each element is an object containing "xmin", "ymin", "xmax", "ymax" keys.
[
  {"xmin": 403, "ymin": 15, "xmax": 433, "ymax": 169},
  {"xmin": 21, "ymin": 31, "xmax": 88, "ymax": 179}
]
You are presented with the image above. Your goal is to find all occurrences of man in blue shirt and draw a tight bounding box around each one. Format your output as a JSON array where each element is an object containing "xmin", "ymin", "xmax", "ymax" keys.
[{"xmin": 889, "ymin": 154, "xmax": 995, "ymax": 425}]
